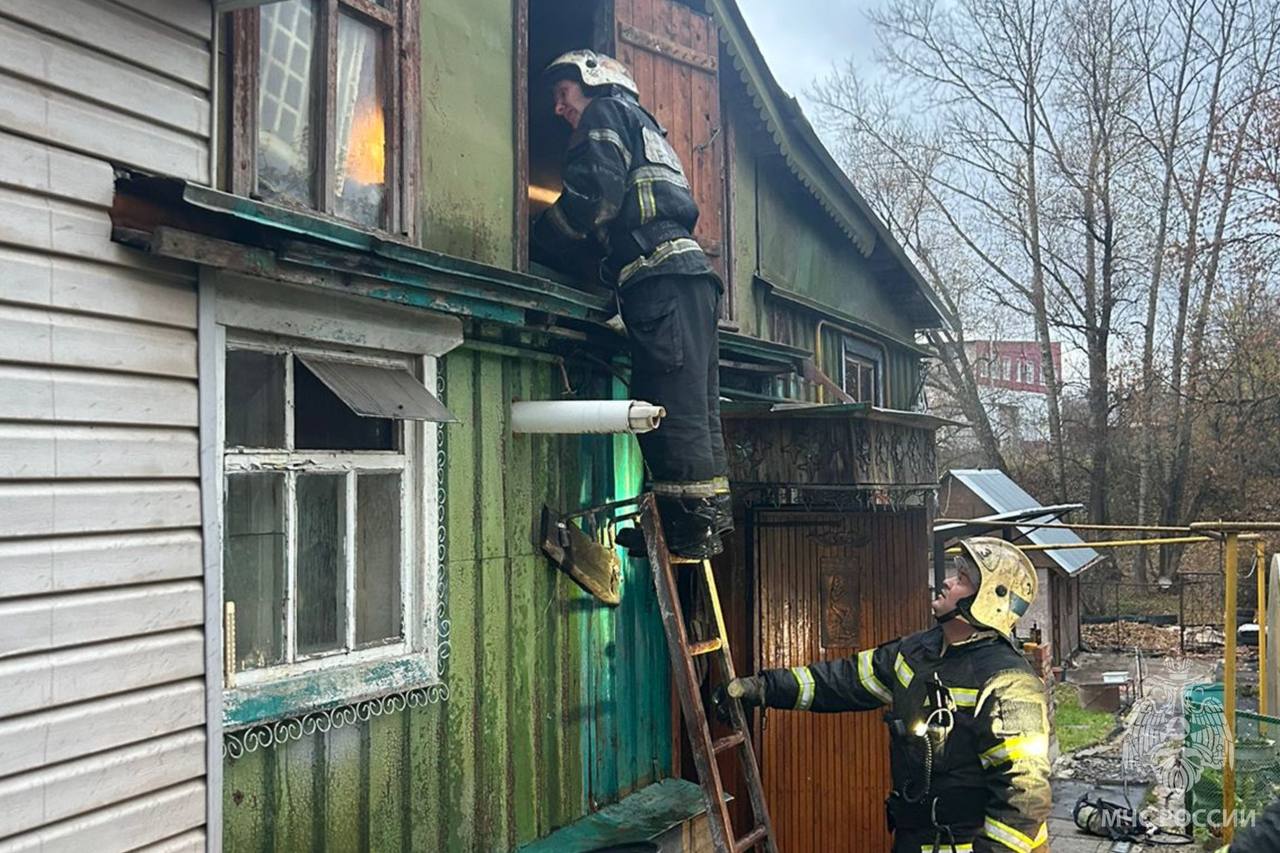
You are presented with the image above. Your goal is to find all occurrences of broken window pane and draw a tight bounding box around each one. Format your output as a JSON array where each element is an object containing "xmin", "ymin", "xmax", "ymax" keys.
[
  {"xmin": 355, "ymin": 473, "xmax": 402, "ymax": 645},
  {"xmin": 258, "ymin": 0, "xmax": 316, "ymax": 207},
  {"xmin": 294, "ymin": 359, "xmax": 396, "ymax": 451},
  {"xmin": 297, "ymin": 473, "xmax": 347, "ymax": 656},
  {"xmin": 224, "ymin": 472, "xmax": 286, "ymax": 671},
  {"xmin": 225, "ymin": 349, "xmax": 286, "ymax": 448},
  {"xmin": 334, "ymin": 14, "xmax": 387, "ymax": 227}
]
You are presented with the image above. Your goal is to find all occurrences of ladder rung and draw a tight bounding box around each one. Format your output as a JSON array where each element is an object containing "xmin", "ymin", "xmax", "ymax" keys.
[
  {"xmin": 688, "ymin": 637, "xmax": 723, "ymax": 656},
  {"xmin": 712, "ymin": 731, "xmax": 746, "ymax": 754},
  {"xmin": 734, "ymin": 825, "xmax": 770, "ymax": 852}
]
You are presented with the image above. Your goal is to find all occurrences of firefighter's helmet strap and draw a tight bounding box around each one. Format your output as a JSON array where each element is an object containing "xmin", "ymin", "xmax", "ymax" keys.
[{"xmin": 934, "ymin": 608, "xmax": 962, "ymax": 624}]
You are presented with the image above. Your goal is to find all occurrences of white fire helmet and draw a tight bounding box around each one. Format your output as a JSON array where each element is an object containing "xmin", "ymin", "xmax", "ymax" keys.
[{"xmin": 544, "ymin": 49, "xmax": 639, "ymax": 98}]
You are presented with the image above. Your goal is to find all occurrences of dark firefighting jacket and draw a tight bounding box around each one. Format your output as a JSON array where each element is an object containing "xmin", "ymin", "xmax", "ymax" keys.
[
  {"xmin": 1221, "ymin": 794, "xmax": 1280, "ymax": 852},
  {"xmin": 531, "ymin": 91, "xmax": 715, "ymax": 290},
  {"xmin": 760, "ymin": 625, "xmax": 1052, "ymax": 853}
]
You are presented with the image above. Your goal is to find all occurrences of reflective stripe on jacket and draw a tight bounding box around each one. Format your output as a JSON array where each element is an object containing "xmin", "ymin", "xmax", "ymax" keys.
[
  {"xmin": 760, "ymin": 625, "xmax": 1052, "ymax": 852},
  {"xmin": 531, "ymin": 93, "xmax": 715, "ymax": 289}
]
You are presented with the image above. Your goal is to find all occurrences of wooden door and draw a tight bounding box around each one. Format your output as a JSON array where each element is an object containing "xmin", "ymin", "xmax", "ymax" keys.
[
  {"xmin": 608, "ymin": 0, "xmax": 727, "ymax": 282},
  {"xmin": 754, "ymin": 509, "xmax": 930, "ymax": 852}
]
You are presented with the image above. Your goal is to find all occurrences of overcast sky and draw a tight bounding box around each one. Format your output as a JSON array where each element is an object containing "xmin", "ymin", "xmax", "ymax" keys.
[{"xmin": 733, "ymin": 0, "xmax": 884, "ymax": 104}]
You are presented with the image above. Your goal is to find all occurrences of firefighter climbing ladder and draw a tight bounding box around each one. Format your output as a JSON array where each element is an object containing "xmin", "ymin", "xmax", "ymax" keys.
[{"xmin": 637, "ymin": 493, "xmax": 779, "ymax": 853}]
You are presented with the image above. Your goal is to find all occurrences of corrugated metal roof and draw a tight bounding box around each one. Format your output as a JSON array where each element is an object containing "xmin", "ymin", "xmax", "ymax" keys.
[{"xmin": 947, "ymin": 469, "xmax": 1102, "ymax": 575}]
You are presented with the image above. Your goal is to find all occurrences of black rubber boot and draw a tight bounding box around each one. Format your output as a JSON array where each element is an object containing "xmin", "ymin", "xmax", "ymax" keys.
[
  {"xmin": 711, "ymin": 492, "xmax": 734, "ymax": 535},
  {"xmin": 614, "ymin": 526, "xmax": 647, "ymax": 555},
  {"xmin": 656, "ymin": 495, "xmax": 724, "ymax": 559}
]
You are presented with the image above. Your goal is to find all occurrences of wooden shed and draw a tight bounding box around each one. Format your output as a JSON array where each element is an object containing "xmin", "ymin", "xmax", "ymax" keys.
[{"xmin": 939, "ymin": 469, "xmax": 1105, "ymax": 664}]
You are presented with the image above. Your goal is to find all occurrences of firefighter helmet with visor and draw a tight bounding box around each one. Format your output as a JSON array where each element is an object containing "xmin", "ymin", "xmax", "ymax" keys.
[{"xmin": 950, "ymin": 537, "xmax": 1038, "ymax": 638}]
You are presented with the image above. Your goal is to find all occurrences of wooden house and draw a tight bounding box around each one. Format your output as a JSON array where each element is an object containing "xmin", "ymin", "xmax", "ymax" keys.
[{"xmin": 0, "ymin": 0, "xmax": 949, "ymax": 850}]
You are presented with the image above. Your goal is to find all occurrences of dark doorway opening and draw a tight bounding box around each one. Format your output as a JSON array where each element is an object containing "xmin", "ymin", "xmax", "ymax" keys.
[{"xmin": 526, "ymin": 0, "xmax": 605, "ymax": 281}]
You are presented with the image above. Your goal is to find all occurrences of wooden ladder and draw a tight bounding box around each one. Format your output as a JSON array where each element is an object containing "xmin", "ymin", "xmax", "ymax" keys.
[{"xmin": 637, "ymin": 493, "xmax": 778, "ymax": 853}]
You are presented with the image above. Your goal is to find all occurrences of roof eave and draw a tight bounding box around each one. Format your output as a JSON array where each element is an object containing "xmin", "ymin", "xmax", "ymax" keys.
[{"xmin": 708, "ymin": 0, "xmax": 955, "ymax": 332}]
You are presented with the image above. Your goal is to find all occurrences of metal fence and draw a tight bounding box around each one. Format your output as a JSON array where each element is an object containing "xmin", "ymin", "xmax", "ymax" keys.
[{"xmin": 1079, "ymin": 573, "xmax": 1237, "ymax": 652}]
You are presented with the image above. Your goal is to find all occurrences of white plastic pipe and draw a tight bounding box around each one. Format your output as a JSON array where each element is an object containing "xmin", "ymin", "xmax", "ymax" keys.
[{"xmin": 510, "ymin": 400, "xmax": 665, "ymax": 434}]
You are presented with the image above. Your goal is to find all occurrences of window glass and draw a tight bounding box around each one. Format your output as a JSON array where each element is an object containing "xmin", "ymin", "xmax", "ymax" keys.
[
  {"xmin": 225, "ymin": 472, "xmax": 287, "ymax": 671},
  {"xmin": 225, "ymin": 349, "xmax": 286, "ymax": 448},
  {"xmin": 355, "ymin": 472, "xmax": 402, "ymax": 645},
  {"xmin": 258, "ymin": 0, "xmax": 316, "ymax": 206},
  {"xmin": 334, "ymin": 15, "xmax": 387, "ymax": 226},
  {"xmin": 294, "ymin": 359, "xmax": 396, "ymax": 450},
  {"xmin": 861, "ymin": 365, "xmax": 875, "ymax": 404},
  {"xmin": 297, "ymin": 473, "xmax": 347, "ymax": 656}
]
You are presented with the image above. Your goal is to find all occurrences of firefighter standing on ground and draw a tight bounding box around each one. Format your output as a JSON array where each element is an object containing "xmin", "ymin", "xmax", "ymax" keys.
[
  {"xmin": 721, "ymin": 538, "xmax": 1053, "ymax": 852},
  {"xmin": 533, "ymin": 50, "xmax": 730, "ymax": 559}
]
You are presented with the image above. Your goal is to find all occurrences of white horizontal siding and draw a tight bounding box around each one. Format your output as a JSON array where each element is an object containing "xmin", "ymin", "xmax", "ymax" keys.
[
  {"xmin": 0, "ymin": 630, "xmax": 203, "ymax": 717},
  {"xmin": 0, "ymin": 780, "xmax": 205, "ymax": 853},
  {"xmin": 0, "ymin": 244, "xmax": 196, "ymax": 326},
  {"xmin": 0, "ymin": 1, "xmax": 211, "ymax": 847},
  {"xmin": 0, "ymin": 424, "xmax": 198, "ymax": 479},
  {"xmin": 0, "ymin": 581, "xmax": 203, "ymax": 658},
  {"xmin": 0, "ymin": 482, "xmax": 201, "ymax": 539},
  {"xmin": 0, "ymin": 185, "xmax": 205, "ymax": 270},
  {"xmin": 111, "ymin": 0, "xmax": 211, "ymax": 40},
  {"xmin": 0, "ymin": 74, "xmax": 207, "ymax": 184},
  {"xmin": 0, "ymin": 303, "xmax": 197, "ymax": 378},
  {"xmin": 133, "ymin": 829, "xmax": 208, "ymax": 853},
  {"xmin": 0, "ymin": 530, "xmax": 202, "ymax": 598},
  {"xmin": 0, "ymin": 0, "xmax": 209, "ymax": 89},
  {"xmin": 0, "ymin": 365, "xmax": 198, "ymax": 429},
  {"xmin": 0, "ymin": 131, "xmax": 113, "ymax": 208},
  {"xmin": 0, "ymin": 729, "xmax": 205, "ymax": 837},
  {"xmin": 0, "ymin": 680, "xmax": 204, "ymax": 778},
  {"xmin": 0, "ymin": 17, "xmax": 209, "ymax": 137}
]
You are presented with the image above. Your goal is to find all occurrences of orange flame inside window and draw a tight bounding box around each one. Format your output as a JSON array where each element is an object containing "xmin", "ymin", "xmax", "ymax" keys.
[{"xmin": 345, "ymin": 103, "xmax": 385, "ymax": 185}]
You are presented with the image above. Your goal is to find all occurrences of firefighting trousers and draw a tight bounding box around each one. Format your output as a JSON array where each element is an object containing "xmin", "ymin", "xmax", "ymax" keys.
[{"xmin": 619, "ymin": 273, "xmax": 728, "ymax": 494}]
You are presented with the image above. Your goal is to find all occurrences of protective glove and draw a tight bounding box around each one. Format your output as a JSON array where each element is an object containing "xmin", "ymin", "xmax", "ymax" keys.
[{"xmin": 718, "ymin": 675, "xmax": 766, "ymax": 708}]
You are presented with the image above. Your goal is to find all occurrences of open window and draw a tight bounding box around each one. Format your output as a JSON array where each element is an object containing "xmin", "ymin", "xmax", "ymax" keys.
[
  {"xmin": 523, "ymin": 0, "xmax": 729, "ymax": 308},
  {"xmin": 224, "ymin": 0, "xmax": 418, "ymax": 235},
  {"xmin": 222, "ymin": 339, "xmax": 453, "ymax": 687},
  {"xmin": 841, "ymin": 336, "xmax": 884, "ymax": 405}
]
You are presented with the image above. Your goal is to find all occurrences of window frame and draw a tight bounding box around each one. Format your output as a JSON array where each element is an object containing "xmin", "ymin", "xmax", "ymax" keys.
[
  {"xmin": 210, "ymin": 329, "xmax": 442, "ymax": 728},
  {"xmin": 222, "ymin": 333, "xmax": 420, "ymax": 688},
  {"xmin": 227, "ymin": 0, "xmax": 419, "ymax": 237},
  {"xmin": 840, "ymin": 336, "xmax": 885, "ymax": 406}
]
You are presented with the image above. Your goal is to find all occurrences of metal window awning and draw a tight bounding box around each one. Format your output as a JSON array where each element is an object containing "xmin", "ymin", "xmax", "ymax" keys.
[{"xmin": 299, "ymin": 357, "xmax": 456, "ymax": 422}]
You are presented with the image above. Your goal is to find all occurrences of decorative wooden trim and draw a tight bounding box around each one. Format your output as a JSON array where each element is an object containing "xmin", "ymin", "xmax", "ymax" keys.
[
  {"xmin": 228, "ymin": 10, "xmax": 259, "ymax": 196},
  {"xmin": 400, "ymin": 0, "xmax": 421, "ymax": 240},
  {"xmin": 198, "ymin": 269, "xmax": 227, "ymax": 852},
  {"xmin": 514, "ymin": 0, "xmax": 529, "ymax": 270},
  {"xmin": 618, "ymin": 23, "xmax": 717, "ymax": 73},
  {"xmin": 721, "ymin": 78, "xmax": 737, "ymax": 322},
  {"xmin": 339, "ymin": 0, "xmax": 396, "ymax": 26},
  {"xmin": 319, "ymin": 0, "xmax": 339, "ymax": 213},
  {"xmin": 224, "ymin": 680, "xmax": 449, "ymax": 758}
]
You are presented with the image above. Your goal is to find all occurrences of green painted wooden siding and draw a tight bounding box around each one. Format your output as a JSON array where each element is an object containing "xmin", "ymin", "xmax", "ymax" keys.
[
  {"xmin": 420, "ymin": 0, "xmax": 516, "ymax": 267},
  {"xmin": 726, "ymin": 125, "xmax": 918, "ymax": 343},
  {"xmin": 725, "ymin": 115, "xmax": 924, "ymax": 408},
  {"xmin": 224, "ymin": 351, "xmax": 671, "ymax": 851}
]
